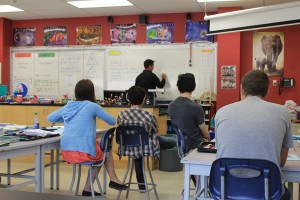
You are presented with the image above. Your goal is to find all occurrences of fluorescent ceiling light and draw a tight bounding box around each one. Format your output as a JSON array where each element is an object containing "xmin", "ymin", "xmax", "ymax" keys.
[
  {"xmin": 68, "ymin": 0, "xmax": 133, "ymax": 8},
  {"xmin": 0, "ymin": 5, "xmax": 23, "ymax": 12},
  {"xmin": 197, "ymin": 0, "xmax": 241, "ymax": 2},
  {"xmin": 204, "ymin": 1, "xmax": 300, "ymax": 35}
]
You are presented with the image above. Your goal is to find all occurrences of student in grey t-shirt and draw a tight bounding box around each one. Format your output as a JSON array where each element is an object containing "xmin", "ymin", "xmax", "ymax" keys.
[
  {"xmin": 168, "ymin": 73, "xmax": 210, "ymax": 152},
  {"xmin": 215, "ymin": 70, "xmax": 293, "ymax": 200}
]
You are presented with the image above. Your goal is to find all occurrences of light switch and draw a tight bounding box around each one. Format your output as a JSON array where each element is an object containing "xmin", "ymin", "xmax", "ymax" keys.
[{"xmin": 273, "ymin": 80, "xmax": 277, "ymax": 86}]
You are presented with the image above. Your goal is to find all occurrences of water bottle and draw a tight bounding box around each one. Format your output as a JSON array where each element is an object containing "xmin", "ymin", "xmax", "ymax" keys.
[{"xmin": 33, "ymin": 112, "xmax": 39, "ymax": 129}]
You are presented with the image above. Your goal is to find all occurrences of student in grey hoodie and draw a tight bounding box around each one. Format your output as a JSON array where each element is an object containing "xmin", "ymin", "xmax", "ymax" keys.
[{"xmin": 47, "ymin": 79, "xmax": 127, "ymax": 196}]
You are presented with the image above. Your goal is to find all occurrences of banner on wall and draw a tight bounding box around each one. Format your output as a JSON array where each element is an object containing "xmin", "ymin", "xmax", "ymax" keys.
[
  {"xmin": 253, "ymin": 32, "xmax": 284, "ymax": 77},
  {"xmin": 13, "ymin": 28, "xmax": 36, "ymax": 47},
  {"xmin": 185, "ymin": 21, "xmax": 214, "ymax": 43},
  {"xmin": 146, "ymin": 22, "xmax": 174, "ymax": 44},
  {"xmin": 44, "ymin": 26, "xmax": 67, "ymax": 46},
  {"xmin": 76, "ymin": 25, "xmax": 102, "ymax": 45},
  {"xmin": 110, "ymin": 24, "xmax": 137, "ymax": 44}
]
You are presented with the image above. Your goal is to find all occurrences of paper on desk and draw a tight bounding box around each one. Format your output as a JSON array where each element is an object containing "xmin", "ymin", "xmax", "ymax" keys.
[
  {"xmin": 287, "ymin": 154, "xmax": 300, "ymax": 161},
  {"xmin": 293, "ymin": 135, "xmax": 300, "ymax": 140},
  {"xmin": 3, "ymin": 125, "xmax": 28, "ymax": 130}
]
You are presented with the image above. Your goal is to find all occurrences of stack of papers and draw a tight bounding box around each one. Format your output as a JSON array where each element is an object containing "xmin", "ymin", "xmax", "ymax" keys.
[
  {"xmin": 287, "ymin": 154, "xmax": 300, "ymax": 161},
  {"xmin": 3, "ymin": 125, "xmax": 28, "ymax": 131},
  {"xmin": 293, "ymin": 135, "xmax": 300, "ymax": 140},
  {"xmin": 19, "ymin": 129, "xmax": 60, "ymax": 137}
]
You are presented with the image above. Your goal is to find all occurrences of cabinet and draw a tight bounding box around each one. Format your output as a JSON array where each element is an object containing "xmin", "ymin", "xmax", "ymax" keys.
[{"xmin": 291, "ymin": 122, "xmax": 300, "ymax": 135}]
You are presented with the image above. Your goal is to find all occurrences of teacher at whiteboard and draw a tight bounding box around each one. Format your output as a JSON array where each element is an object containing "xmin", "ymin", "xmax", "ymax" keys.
[{"xmin": 135, "ymin": 59, "xmax": 167, "ymax": 101}]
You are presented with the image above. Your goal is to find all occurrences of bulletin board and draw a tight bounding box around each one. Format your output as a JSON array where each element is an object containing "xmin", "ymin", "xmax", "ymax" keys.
[{"xmin": 11, "ymin": 43, "xmax": 217, "ymax": 100}]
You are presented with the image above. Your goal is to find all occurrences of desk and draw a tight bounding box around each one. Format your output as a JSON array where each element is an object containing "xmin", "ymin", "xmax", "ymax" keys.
[
  {"xmin": 181, "ymin": 141, "xmax": 300, "ymax": 200},
  {"xmin": 0, "ymin": 128, "xmax": 108, "ymax": 193},
  {"xmin": 0, "ymin": 137, "xmax": 60, "ymax": 192}
]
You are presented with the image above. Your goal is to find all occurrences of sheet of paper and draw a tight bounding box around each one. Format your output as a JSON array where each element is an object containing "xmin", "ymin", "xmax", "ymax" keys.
[{"xmin": 287, "ymin": 154, "xmax": 300, "ymax": 161}]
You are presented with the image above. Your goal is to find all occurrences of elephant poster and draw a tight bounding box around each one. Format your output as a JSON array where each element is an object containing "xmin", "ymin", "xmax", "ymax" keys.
[{"xmin": 253, "ymin": 32, "xmax": 284, "ymax": 76}]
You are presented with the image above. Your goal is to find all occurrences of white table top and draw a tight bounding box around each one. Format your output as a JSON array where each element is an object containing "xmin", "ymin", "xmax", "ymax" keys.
[{"xmin": 181, "ymin": 141, "xmax": 300, "ymax": 172}]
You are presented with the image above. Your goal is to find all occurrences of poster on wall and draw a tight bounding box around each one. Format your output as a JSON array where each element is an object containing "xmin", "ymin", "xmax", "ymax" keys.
[
  {"xmin": 221, "ymin": 65, "xmax": 236, "ymax": 89},
  {"xmin": 185, "ymin": 21, "xmax": 214, "ymax": 43},
  {"xmin": 44, "ymin": 26, "xmax": 67, "ymax": 46},
  {"xmin": 253, "ymin": 32, "xmax": 284, "ymax": 76},
  {"xmin": 110, "ymin": 24, "xmax": 137, "ymax": 44},
  {"xmin": 146, "ymin": 22, "xmax": 174, "ymax": 44},
  {"xmin": 13, "ymin": 28, "xmax": 36, "ymax": 46},
  {"xmin": 76, "ymin": 25, "xmax": 102, "ymax": 45}
]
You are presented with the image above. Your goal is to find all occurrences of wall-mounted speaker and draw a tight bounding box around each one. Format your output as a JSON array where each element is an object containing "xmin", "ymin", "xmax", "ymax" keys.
[
  {"xmin": 108, "ymin": 16, "xmax": 113, "ymax": 23},
  {"xmin": 186, "ymin": 13, "xmax": 191, "ymax": 21},
  {"xmin": 139, "ymin": 15, "xmax": 147, "ymax": 25}
]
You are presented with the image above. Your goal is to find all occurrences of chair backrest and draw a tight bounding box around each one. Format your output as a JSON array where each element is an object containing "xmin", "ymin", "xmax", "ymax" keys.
[
  {"xmin": 209, "ymin": 158, "xmax": 282, "ymax": 200},
  {"xmin": 115, "ymin": 125, "xmax": 149, "ymax": 148},
  {"xmin": 173, "ymin": 126, "xmax": 187, "ymax": 158},
  {"xmin": 99, "ymin": 127, "xmax": 116, "ymax": 153}
]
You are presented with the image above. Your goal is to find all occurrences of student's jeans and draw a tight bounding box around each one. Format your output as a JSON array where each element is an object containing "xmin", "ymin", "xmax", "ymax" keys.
[{"xmin": 134, "ymin": 135, "xmax": 177, "ymax": 189}]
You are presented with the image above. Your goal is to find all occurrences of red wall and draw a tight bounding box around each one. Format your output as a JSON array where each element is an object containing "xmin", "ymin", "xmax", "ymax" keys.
[
  {"xmin": 1, "ymin": 11, "xmax": 299, "ymax": 108},
  {"xmin": 216, "ymin": 7, "xmax": 241, "ymax": 109},
  {"xmin": 0, "ymin": 18, "xmax": 12, "ymax": 86}
]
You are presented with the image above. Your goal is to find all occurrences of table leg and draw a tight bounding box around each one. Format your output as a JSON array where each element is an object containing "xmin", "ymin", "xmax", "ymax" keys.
[
  {"xmin": 50, "ymin": 150, "xmax": 54, "ymax": 189},
  {"xmin": 7, "ymin": 159, "xmax": 11, "ymax": 185},
  {"xmin": 35, "ymin": 148, "xmax": 41, "ymax": 192},
  {"xmin": 288, "ymin": 182, "xmax": 293, "ymax": 197},
  {"xmin": 40, "ymin": 146, "xmax": 45, "ymax": 192},
  {"xmin": 56, "ymin": 148, "xmax": 60, "ymax": 189},
  {"xmin": 184, "ymin": 165, "xmax": 191, "ymax": 200}
]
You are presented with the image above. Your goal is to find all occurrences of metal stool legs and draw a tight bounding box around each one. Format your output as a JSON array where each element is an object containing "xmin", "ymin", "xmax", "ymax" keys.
[
  {"xmin": 68, "ymin": 163, "xmax": 104, "ymax": 198},
  {"xmin": 117, "ymin": 156, "xmax": 158, "ymax": 200}
]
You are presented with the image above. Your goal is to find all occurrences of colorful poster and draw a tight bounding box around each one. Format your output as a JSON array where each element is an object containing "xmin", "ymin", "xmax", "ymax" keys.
[
  {"xmin": 253, "ymin": 32, "xmax": 284, "ymax": 76},
  {"xmin": 185, "ymin": 21, "xmax": 214, "ymax": 43},
  {"xmin": 76, "ymin": 25, "xmax": 102, "ymax": 45},
  {"xmin": 44, "ymin": 26, "xmax": 67, "ymax": 46},
  {"xmin": 13, "ymin": 28, "xmax": 36, "ymax": 46},
  {"xmin": 146, "ymin": 22, "xmax": 174, "ymax": 44},
  {"xmin": 221, "ymin": 66, "xmax": 236, "ymax": 89},
  {"xmin": 110, "ymin": 24, "xmax": 137, "ymax": 44}
]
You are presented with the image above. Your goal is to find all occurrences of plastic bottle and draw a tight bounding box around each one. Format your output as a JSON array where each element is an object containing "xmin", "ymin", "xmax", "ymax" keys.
[{"xmin": 33, "ymin": 112, "xmax": 39, "ymax": 129}]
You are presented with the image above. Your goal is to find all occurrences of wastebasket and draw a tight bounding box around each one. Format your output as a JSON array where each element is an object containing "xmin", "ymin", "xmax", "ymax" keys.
[{"xmin": 159, "ymin": 146, "xmax": 183, "ymax": 172}]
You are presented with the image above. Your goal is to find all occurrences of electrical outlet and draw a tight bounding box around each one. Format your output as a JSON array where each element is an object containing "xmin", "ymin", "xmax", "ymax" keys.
[{"xmin": 273, "ymin": 80, "xmax": 277, "ymax": 86}]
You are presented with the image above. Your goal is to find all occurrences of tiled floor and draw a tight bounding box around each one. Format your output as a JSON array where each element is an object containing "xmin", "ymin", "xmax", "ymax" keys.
[{"xmin": 0, "ymin": 161, "xmax": 299, "ymax": 200}]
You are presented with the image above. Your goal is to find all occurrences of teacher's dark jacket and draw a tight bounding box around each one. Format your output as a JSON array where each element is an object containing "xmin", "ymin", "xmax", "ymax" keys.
[{"xmin": 135, "ymin": 70, "xmax": 166, "ymax": 99}]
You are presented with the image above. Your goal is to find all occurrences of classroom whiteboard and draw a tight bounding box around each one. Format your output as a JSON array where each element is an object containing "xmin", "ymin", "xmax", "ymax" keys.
[
  {"xmin": 105, "ymin": 44, "xmax": 217, "ymax": 100},
  {"xmin": 11, "ymin": 47, "xmax": 105, "ymax": 99},
  {"xmin": 11, "ymin": 44, "xmax": 217, "ymax": 100}
]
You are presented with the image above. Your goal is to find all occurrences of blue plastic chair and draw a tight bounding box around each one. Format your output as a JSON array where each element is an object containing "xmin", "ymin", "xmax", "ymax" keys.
[
  {"xmin": 67, "ymin": 127, "xmax": 116, "ymax": 198},
  {"xmin": 115, "ymin": 125, "xmax": 159, "ymax": 200},
  {"xmin": 209, "ymin": 158, "xmax": 282, "ymax": 200},
  {"xmin": 173, "ymin": 126, "xmax": 187, "ymax": 159}
]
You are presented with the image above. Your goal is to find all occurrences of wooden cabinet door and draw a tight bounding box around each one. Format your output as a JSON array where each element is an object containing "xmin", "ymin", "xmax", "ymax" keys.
[{"xmin": 2, "ymin": 105, "xmax": 27, "ymax": 125}]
